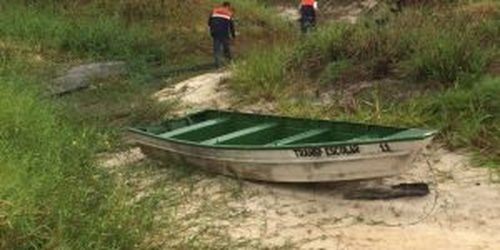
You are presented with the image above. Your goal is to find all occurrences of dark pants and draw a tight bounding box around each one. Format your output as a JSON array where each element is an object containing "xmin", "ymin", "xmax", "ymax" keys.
[
  {"xmin": 212, "ymin": 36, "xmax": 231, "ymax": 67},
  {"xmin": 300, "ymin": 6, "xmax": 316, "ymax": 33},
  {"xmin": 300, "ymin": 16, "xmax": 316, "ymax": 33}
]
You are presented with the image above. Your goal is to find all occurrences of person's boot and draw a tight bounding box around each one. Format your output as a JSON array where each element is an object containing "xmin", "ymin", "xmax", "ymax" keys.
[{"xmin": 214, "ymin": 56, "xmax": 221, "ymax": 69}]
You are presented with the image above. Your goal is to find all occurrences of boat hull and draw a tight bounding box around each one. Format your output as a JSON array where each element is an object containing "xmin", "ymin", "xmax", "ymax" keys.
[{"xmin": 127, "ymin": 132, "xmax": 432, "ymax": 182}]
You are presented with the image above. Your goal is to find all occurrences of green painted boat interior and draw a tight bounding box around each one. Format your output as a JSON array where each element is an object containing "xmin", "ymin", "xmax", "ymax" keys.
[{"xmin": 131, "ymin": 110, "xmax": 437, "ymax": 148}]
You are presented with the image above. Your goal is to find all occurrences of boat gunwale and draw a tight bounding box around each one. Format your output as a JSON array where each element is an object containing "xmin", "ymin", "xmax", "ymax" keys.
[
  {"xmin": 127, "ymin": 109, "xmax": 437, "ymax": 150},
  {"xmin": 129, "ymin": 135, "xmax": 413, "ymax": 163}
]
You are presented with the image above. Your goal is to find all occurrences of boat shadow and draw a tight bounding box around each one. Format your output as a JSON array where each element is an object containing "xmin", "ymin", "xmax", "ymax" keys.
[
  {"xmin": 240, "ymin": 178, "xmax": 384, "ymax": 200},
  {"xmin": 239, "ymin": 177, "xmax": 429, "ymax": 201}
]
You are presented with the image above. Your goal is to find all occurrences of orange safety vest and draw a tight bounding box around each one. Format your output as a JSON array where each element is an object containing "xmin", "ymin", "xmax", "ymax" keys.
[
  {"xmin": 301, "ymin": 0, "xmax": 315, "ymax": 6},
  {"xmin": 212, "ymin": 6, "xmax": 233, "ymax": 20}
]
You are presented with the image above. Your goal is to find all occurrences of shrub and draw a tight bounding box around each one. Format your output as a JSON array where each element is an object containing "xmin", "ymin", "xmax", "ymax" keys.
[
  {"xmin": 232, "ymin": 47, "xmax": 290, "ymax": 100},
  {"xmin": 425, "ymin": 77, "xmax": 500, "ymax": 158},
  {"xmin": 287, "ymin": 23, "xmax": 350, "ymax": 75},
  {"xmin": 318, "ymin": 59, "xmax": 353, "ymax": 85}
]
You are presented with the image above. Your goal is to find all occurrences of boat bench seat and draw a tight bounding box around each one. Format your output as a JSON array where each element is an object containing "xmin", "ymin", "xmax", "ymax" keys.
[
  {"xmin": 266, "ymin": 128, "xmax": 330, "ymax": 146},
  {"xmin": 201, "ymin": 123, "xmax": 277, "ymax": 145},
  {"xmin": 158, "ymin": 118, "xmax": 228, "ymax": 138},
  {"xmin": 345, "ymin": 134, "xmax": 374, "ymax": 142}
]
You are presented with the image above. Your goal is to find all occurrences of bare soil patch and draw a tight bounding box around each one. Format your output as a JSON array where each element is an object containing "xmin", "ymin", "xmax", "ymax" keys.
[
  {"xmin": 99, "ymin": 147, "xmax": 145, "ymax": 169},
  {"xmin": 154, "ymin": 71, "xmax": 233, "ymax": 111}
]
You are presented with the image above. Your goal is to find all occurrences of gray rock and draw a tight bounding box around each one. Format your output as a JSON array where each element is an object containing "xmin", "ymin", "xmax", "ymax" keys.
[{"xmin": 49, "ymin": 61, "xmax": 126, "ymax": 96}]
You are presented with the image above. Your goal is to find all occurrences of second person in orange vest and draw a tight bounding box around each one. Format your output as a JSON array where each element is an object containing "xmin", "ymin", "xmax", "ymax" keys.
[
  {"xmin": 208, "ymin": 2, "xmax": 236, "ymax": 68},
  {"xmin": 299, "ymin": 0, "xmax": 318, "ymax": 33}
]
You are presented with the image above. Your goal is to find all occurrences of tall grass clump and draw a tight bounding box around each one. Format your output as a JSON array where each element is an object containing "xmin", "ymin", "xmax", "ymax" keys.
[
  {"xmin": 0, "ymin": 78, "xmax": 149, "ymax": 248},
  {"xmin": 92, "ymin": 0, "xmax": 294, "ymax": 58},
  {"xmin": 232, "ymin": 47, "xmax": 290, "ymax": 100},
  {"xmin": 0, "ymin": 3, "xmax": 164, "ymax": 61},
  {"xmin": 95, "ymin": 0, "xmax": 206, "ymax": 26},
  {"xmin": 1, "ymin": 0, "xmax": 294, "ymax": 64},
  {"xmin": 231, "ymin": 0, "xmax": 293, "ymax": 33},
  {"xmin": 400, "ymin": 12, "xmax": 497, "ymax": 83},
  {"xmin": 337, "ymin": 76, "xmax": 500, "ymax": 165},
  {"xmin": 287, "ymin": 24, "xmax": 351, "ymax": 75},
  {"xmin": 241, "ymin": 4, "xmax": 499, "ymax": 91},
  {"xmin": 425, "ymin": 77, "xmax": 500, "ymax": 162}
]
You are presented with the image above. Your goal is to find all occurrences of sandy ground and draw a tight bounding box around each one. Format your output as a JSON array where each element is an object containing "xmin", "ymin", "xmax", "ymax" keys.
[
  {"xmin": 327, "ymin": 0, "xmax": 379, "ymax": 24},
  {"xmin": 98, "ymin": 72, "xmax": 500, "ymax": 249},
  {"xmin": 153, "ymin": 71, "xmax": 233, "ymax": 111},
  {"xmin": 278, "ymin": 0, "xmax": 379, "ymax": 24},
  {"xmin": 221, "ymin": 146, "xmax": 500, "ymax": 249},
  {"xmin": 100, "ymin": 147, "xmax": 145, "ymax": 169},
  {"xmin": 106, "ymin": 144, "xmax": 500, "ymax": 249}
]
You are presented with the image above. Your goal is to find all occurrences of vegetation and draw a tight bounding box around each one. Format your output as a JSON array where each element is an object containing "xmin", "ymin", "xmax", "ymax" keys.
[
  {"xmin": 425, "ymin": 77, "xmax": 500, "ymax": 166},
  {"xmin": 0, "ymin": 2, "xmax": 163, "ymax": 61},
  {"xmin": 0, "ymin": 54, "xmax": 149, "ymax": 248},
  {"xmin": 235, "ymin": 4, "xmax": 499, "ymax": 95},
  {"xmin": 231, "ymin": 0, "xmax": 500, "ymax": 164},
  {"xmin": 279, "ymin": 76, "xmax": 500, "ymax": 166},
  {"xmin": 0, "ymin": 0, "xmax": 292, "ymax": 63},
  {"xmin": 0, "ymin": 0, "xmax": 291, "ymax": 249},
  {"xmin": 232, "ymin": 47, "xmax": 290, "ymax": 100},
  {"xmin": 1, "ymin": 0, "xmax": 499, "ymax": 249}
]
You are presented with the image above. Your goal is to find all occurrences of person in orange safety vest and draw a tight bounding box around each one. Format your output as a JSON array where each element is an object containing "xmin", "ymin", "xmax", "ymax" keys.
[
  {"xmin": 299, "ymin": 0, "xmax": 318, "ymax": 33},
  {"xmin": 208, "ymin": 2, "xmax": 236, "ymax": 68}
]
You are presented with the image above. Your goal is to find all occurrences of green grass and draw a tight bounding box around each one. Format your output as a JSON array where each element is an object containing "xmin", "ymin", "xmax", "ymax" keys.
[
  {"xmin": 0, "ymin": 9, "xmax": 158, "ymax": 249},
  {"xmin": 2, "ymin": 0, "xmax": 496, "ymax": 248},
  {"xmin": 231, "ymin": 46, "xmax": 291, "ymax": 101},
  {"xmin": 275, "ymin": 76, "xmax": 500, "ymax": 166},
  {"xmin": 0, "ymin": 77, "xmax": 152, "ymax": 249},
  {"xmin": 232, "ymin": 1, "xmax": 500, "ymax": 165},
  {"xmin": 0, "ymin": 3, "xmax": 165, "ymax": 61},
  {"xmin": 355, "ymin": 76, "xmax": 500, "ymax": 166},
  {"xmin": 235, "ymin": 4, "xmax": 498, "ymax": 91},
  {"xmin": 425, "ymin": 77, "xmax": 500, "ymax": 165},
  {"xmin": 318, "ymin": 60, "xmax": 354, "ymax": 85},
  {"xmin": 0, "ymin": 0, "xmax": 294, "ymax": 67},
  {"xmin": 0, "ymin": 0, "xmax": 295, "ymax": 247}
]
